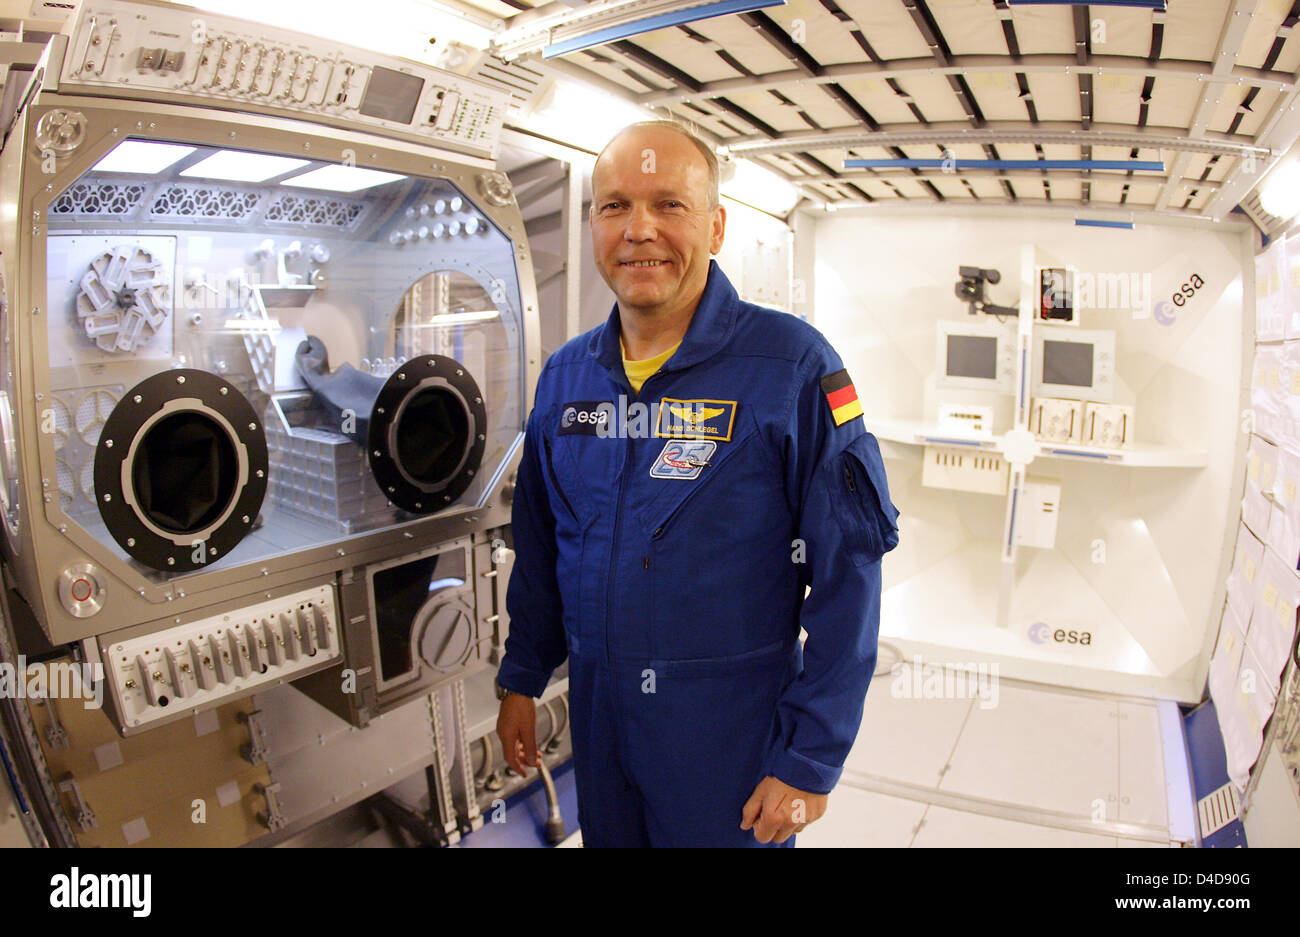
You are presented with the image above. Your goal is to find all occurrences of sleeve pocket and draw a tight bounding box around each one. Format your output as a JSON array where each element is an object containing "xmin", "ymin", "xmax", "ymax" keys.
[{"xmin": 832, "ymin": 433, "xmax": 900, "ymax": 566}]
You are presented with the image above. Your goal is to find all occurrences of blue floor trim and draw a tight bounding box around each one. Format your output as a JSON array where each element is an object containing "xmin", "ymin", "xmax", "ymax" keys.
[
  {"xmin": 1182, "ymin": 699, "xmax": 1248, "ymax": 847},
  {"xmin": 459, "ymin": 759, "xmax": 579, "ymax": 848}
]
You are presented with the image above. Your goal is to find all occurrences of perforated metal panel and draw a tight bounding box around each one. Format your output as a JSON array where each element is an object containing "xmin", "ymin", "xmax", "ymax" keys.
[
  {"xmin": 263, "ymin": 194, "xmax": 366, "ymax": 229},
  {"xmin": 149, "ymin": 184, "xmax": 263, "ymax": 221},
  {"xmin": 51, "ymin": 182, "xmax": 148, "ymax": 216}
]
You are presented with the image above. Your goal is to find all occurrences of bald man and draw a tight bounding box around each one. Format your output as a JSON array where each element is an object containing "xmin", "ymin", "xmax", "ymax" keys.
[{"xmin": 495, "ymin": 120, "xmax": 899, "ymax": 847}]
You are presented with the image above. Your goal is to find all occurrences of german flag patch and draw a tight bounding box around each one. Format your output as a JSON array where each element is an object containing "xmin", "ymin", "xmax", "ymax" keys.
[{"xmin": 821, "ymin": 369, "xmax": 863, "ymax": 427}]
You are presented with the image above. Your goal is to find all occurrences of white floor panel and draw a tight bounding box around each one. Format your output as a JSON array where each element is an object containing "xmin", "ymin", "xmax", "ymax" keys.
[
  {"xmin": 797, "ymin": 785, "xmax": 928, "ymax": 848},
  {"xmin": 561, "ymin": 675, "xmax": 1177, "ymax": 847},
  {"xmin": 911, "ymin": 805, "xmax": 1119, "ymax": 848},
  {"xmin": 1117, "ymin": 701, "xmax": 1169, "ymax": 828},
  {"xmin": 846, "ymin": 661, "xmax": 976, "ymax": 788},
  {"xmin": 941, "ymin": 684, "xmax": 1121, "ymax": 819}
]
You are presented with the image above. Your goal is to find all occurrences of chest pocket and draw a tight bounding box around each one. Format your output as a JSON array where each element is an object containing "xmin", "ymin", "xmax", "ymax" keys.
[
  {"xmin": 542, "ymin": 434, "xmax": 586, "ymax": 526},
  {"xmin": 642, "ymin": 417, "xmax": 764, "ymax": 540},
  {"xmin": 547, "ymin": 411, "xmax": 626, "ymax": 529},
  {"xmin": 832, "ymin": 433, "xmax": 900, "ymax": 566}
]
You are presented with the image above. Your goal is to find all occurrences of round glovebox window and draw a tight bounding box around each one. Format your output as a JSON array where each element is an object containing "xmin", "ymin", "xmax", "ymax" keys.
[
  {"xmin": 367, "ymin": 354, "xmax": 487, "ymax": 514},
  {"xmin": 95, "ymin": 369, "xmax": 268, "ymax": 572},
  {"xmin": 130, "ymin": 411, "xmax": 239, "ymax": 534},
  {"xmin": 394, "ymin": 386, "xmax": 470, "ymax": 486}
]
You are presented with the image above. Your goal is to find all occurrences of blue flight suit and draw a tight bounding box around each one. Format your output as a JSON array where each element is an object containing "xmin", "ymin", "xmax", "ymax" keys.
[{"xmin": 497, "ymin": 260, "xmax": 899, "ymax": 846}]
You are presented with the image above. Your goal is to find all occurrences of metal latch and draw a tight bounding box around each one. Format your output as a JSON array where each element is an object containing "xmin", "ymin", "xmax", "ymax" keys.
[
  {"xmin": 253, "ymin": 781, "xmax": 287, "ymax": 832},
  {"xmin": 58, "ymin": 774, "xmax": 96, "ymax": 832},
  {"xmin": 238, "ymin": 709, "xmax": 269, "ymax": 765}
]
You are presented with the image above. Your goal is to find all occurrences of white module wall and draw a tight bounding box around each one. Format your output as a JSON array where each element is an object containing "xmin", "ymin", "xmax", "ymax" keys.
[
  {"xmin": 810, "ymin": 207, "xmax": 1249, "ymax": 702},
  {"xmin": 1209, "ymin": 231, "xmax": 1300, "ymax": 811}
]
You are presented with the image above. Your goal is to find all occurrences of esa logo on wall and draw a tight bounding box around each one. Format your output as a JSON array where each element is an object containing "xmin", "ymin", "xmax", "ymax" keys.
[
  {"xmin": 1027, "ymin": 622, "xmax": 1093, "ymax": 646},
  {"xmin": 1170, "ymin": 273, "xmax": 1205, "ymax": 306}
]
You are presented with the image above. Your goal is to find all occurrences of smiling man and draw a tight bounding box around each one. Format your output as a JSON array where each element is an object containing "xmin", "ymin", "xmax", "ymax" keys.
[{"xmin": 495, "ymin": 120, "xmax": 900, "ymax": 847}]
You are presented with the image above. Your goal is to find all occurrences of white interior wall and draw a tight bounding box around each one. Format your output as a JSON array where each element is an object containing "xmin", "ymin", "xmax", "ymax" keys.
[
  {"xmin": 1243, "ymin": 742, "xmax": 1300, "ymax": 846},
  {"xmin": 808, "ymin": 207, "xmax": 1249, "ymax": 700}
]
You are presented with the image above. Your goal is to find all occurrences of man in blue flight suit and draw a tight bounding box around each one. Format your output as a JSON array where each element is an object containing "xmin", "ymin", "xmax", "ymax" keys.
[{"xmin": 495, "ymin": 120, "xmax": 899, "ymax": 847}]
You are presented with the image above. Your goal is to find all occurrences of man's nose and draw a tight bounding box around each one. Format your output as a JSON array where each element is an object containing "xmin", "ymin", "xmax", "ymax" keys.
[{"xmin": 623, "ymin": 204, "xmax": 657, "ymax": 240}]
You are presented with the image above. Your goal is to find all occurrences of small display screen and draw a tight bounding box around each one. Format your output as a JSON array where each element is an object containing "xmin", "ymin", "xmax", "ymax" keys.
[
  {"xmin": 946, "ymin": 334, "xmax": 998, "ymax": 380},
  {"xmin": 1042, "ymin": 340, "xmax": 1094, "ymax": 387},
  {"xmin": 359, "ymin": 67, "xmax": 425, "ymax": 125}
]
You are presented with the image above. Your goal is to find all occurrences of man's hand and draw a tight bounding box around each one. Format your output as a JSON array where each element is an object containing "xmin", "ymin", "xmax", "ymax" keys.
[
  {"xmin": 740, "ymin": 776, "xmax": 827, "ymax": 844},
  {"xmin": 496, "ymin": 693, "xmax": 539, "ymax": 776}
]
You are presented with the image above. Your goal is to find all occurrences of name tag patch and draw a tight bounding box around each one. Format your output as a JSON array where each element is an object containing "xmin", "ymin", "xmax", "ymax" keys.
[
  {"xmin": 559, "ymin": 401, "xmax": 613, "ymax": 436},
  {"xmin": 650, "ymin": 440, "xmax": 716, "ymax": 480},
  {"xmin": 654, "ymin": 398, "xmax": 738, "ymax": 441}
]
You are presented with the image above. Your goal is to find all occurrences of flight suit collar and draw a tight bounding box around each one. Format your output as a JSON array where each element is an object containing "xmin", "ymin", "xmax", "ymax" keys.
[{"xmin": 589, "ymin": 258, "xmax": 739, "ymax": 383}]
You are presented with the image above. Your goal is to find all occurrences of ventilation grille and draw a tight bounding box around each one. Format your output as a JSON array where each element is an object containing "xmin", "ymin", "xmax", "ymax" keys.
[
  {"xmin": 51, "ymin": 182, "xmax": 148, "ymax": 216},
  {"xmin": 1196, "ymin": 782, "xmax": 1241, "ymax": 838},
  {"xmin": 149, "ymin": 184, "xmax": 263, "ymax": 221},
  {"xmin": 1242, "ymin": 189, "xmax": 1288, "ymax": 239},
  {"xmin": 468, "ymin": 55, "xmax": 547, "ymax": 114},
  {"xmin": 50, "ymin": 386, "xmax": 122, "ymax": 517},
  {"xmin": 29, "ymin": 0, "xmax": 76, "ymax": 20},
  {"xmin": 264, "ymin": 194, "xmax": 365, "ymax": 229}
]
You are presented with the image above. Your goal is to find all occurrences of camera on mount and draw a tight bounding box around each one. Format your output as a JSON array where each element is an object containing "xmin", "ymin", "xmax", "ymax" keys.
[{"xmin": 954, "ymin": 265, "xmax": 1019, "ymax": 317}]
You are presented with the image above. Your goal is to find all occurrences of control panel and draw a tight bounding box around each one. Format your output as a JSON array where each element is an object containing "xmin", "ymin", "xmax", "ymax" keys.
[
  {"xmin": 57, "ymin": 1, "xmax": 508, "ymax": 158},
  {"xmin": 99, "ymin": 583, "xmax": 340, "ymax": 731}
]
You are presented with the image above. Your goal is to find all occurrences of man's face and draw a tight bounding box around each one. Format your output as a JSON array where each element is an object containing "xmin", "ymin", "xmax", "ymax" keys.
[{"xmin": 590, "ymin": 127, "xmax": 725, "ymax": 318}]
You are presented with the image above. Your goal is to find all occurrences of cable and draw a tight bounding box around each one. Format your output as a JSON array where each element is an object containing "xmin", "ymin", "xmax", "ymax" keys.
[
  {"xmin": 0, "ymin": 732, "xmax": 28, "ymax": 815},
  {"xmin": 551, "ymin": 694, "xmax": 570, "ymax": 740},
  {"xmin": 473, "ymin": 736, "xmax": 493, "ymax": 785},
  {"xmin": 543, "ymin": 696, "xmax": 569, "ymax": 753},
  {"xmin": 536, "ymin": 760, "xmax": 566, "ymax": 845}
]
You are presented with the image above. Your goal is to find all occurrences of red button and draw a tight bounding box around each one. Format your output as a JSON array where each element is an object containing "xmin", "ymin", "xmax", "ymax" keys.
[{"xmin": 71, "ymin": 578, "xmax": 92, "ymax": 602}]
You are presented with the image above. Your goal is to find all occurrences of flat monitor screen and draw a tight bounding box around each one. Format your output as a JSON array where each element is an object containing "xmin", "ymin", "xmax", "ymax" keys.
[
  {"xmin": 360, "ymin": 67, "xmax": 425, "ymax": 124},
  {"xmin": 1043, "ymin": 339, "xmax": 1094, "ymax": 387},
  {"xmin": 947, "ymin": 334, "xmax": 998, "ymax": 380}
]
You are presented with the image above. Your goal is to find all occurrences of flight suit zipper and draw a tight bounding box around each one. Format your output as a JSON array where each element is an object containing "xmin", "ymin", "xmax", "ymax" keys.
[
  {"xmin": 842, "ymin": 448, "xmax": 885, "ymax": 556},
  {"xmin": 542, "ymin": 436, "xmax": 578, "ymax": 521},
  {"xmin": 606, "ymin": 368, "xmax": 661, "ymax": 663},
  {"xmin": 649, "ymin": 432, "xmax": 752, "ymax": 543}
]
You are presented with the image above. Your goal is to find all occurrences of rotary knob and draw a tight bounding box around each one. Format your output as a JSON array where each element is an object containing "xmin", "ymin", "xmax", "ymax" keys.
[
  {"xmin": 477, "ymin": 171, "xmax": 513, "ymax": 206},
  {"xmin": 58, "ymin": 562, "xmax": 105, "ymax": 618},
  {"xmin": 35, "ymin": 109, "xmax": 88, "ymax": 156}
]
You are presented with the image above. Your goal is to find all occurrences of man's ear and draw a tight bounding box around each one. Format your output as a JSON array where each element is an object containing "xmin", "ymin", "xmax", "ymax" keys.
[{"xmin": 710, "ymin": 204, "xmax": 727, "ymax": 254}]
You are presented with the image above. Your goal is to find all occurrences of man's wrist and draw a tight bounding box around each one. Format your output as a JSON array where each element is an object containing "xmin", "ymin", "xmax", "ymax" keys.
[{"xmin": 494, "ymin": 678, "xmax": 531, "ymax": 701}]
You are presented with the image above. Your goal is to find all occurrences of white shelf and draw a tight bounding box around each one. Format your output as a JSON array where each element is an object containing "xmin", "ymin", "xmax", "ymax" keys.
[{"xmin": 866, "ymin": 418, "xmax": 1207, "ymax": 468}]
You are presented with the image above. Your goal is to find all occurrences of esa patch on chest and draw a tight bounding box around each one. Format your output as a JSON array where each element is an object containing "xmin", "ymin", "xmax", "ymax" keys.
[
  {"xmin": 649, "ymin": 440, "xmax": 717, "ymax": 479},
  {"xmin": 558, "ymin": 401, "xmax": 613, "ymax": 436},
  {"xmin": 654, "ymin": 398, "xmax": 738, "ymax": 440}
]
